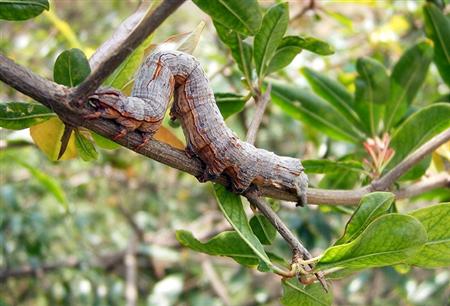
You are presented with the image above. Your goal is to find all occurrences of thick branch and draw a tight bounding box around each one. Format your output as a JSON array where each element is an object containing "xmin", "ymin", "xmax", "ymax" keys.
[
  {"xmin": 71, "ymin": 0, "xmax": 185, "ymax": 103},
  {"xmin": 0, "ymin": 54, "xmax": 66, "ymax": 110}
]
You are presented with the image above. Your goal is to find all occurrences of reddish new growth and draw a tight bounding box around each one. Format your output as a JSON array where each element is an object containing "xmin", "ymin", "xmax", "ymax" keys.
[{"xmin": 363, "ymin": 133, "xmax": 395, "ymax": 179}]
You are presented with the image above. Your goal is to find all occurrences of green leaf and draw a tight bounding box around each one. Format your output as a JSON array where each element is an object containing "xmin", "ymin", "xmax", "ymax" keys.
[
  {"xmin": 215, "ymin": 92, "xmax": 247, "ymax": 119},
  {"xmin": 15, "ymin": 159, "xmax": 67, "ymax": 208},
  {"xmin": 303, "ymin": 159, "xmax": 364, "ymax": 174},
  {"xmin": 254, "ymin": 2, "xmax": 289, "ymax": 78},
  {"xmin": 193, "ymin": 0, "xmax": 262, "ymax": 35},
  {"xmin": 266, "ymin": 37, "xmax": 302, "ymax": 74},
  {"xmin": 384, "ymin": 42, "xmax": 433, "ymax": 130},
  {"xmin": 385, "ymin": 103, "xmax": 450, "ymax": 179},
  {"xmin": 214, "ymin": 22, "xmax": 253, "ymax": 84},
  {"xmin": 105, "ymin": 34, "xmax": 153, "ymax": 89},
  {"xmin": 213, "ymin": 184, "xmax": 272, "ymax": 267},
  {"xmin": 0, "ymin": 102, "xmax": 55, "ymax": 130},
  {"xmin": 74, "ymin": 130, "xmax": 98, "ymax": 161},
  {"xmin": 354, "ymin": 57, "xmax": 390, "ymax": 136},
  {"xmin": 53, "ymin": 48, "xmax": 91, "ymax": 87},
  {"xmin": 0, "ymin": 0, "xmax": 48, "ymax": 21},
  {"xmin": 281, "ymin": 279, "xmax": 333, "ymax": 306},
  {"xmin": 302, "ymin": 67, "xmax": 362, "ymax": 131},
  {"xmin": 176, "ymin": 230, "xmax": 259, "ymax": 266},
  {"xmin": 91, "ymin": 132, "xmax": 120, "ymax": 150},
  {"xmin": 423, "ymin": 3, "xmax": 450, "ymax": 86},
  {"xmin": 286, "ymin": 35, "xmax": 334, "ymax": 56},
  {"xmin": 334, "ymin": 192, "xmax": 395, "ymax": 245},
  {"xmin": 407, "ymin": 203, "xmax": 450, "ymax": 267},
  {"xmin": 315, "ymin": 214, "xmax": 427, "ymax": 271},
  {"xmin": 319, "ymin": 170, "xmax": 360, "ymax": 190},
  {"xmin": 267, "ymin": 35, "xmax": 334, "ymax": 74},
  {"xmin": 270, "ymin": 81, "xmax": 362, "ymax": 143},
  {"xmin": 249, "ymin": 214, "xmax": 276, "ymax": 245}
]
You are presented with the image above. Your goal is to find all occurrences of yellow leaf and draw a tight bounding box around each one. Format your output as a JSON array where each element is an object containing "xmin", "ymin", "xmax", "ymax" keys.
[
  {"xmin": 153, "ymin": 126, "xmax": 185, "ymax": 150},
  {"xmin": 436, "ymin": 141, "xmax": 450, "ymax": 161},
  {"xmin": 30, "ymin": 117, "xmax": 77, "ymax": 161}
]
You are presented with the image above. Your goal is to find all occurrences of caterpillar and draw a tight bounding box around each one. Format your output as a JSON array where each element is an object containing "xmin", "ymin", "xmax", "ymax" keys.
[{"xmin": 87, "ymin": 51, "xmax": 308, "ymax": 205}]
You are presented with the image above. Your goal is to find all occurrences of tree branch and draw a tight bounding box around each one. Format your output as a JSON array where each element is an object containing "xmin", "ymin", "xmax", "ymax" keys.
[
  {"xmin": 371, "ymin": 128, "xmax": 450, "ymax": 191},
  {"xmin": 246, "ymin": 84, "xmax": 271, "ymax": 145},
  {"xmin": 245, "ymin": 190, "xmax": 327, "ymax": 290},
  {"xmin": 394, "ymin": 173, "xmax": 450, "ymax": 199},
  {"xmin": 70, "ymin": 0, "xmax": 186, "ymax": 103}
]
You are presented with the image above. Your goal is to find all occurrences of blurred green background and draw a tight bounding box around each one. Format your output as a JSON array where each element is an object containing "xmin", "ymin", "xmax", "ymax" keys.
[{"xmin": 1, "ymin": 1, "xmax": 449, "ymax": 305}]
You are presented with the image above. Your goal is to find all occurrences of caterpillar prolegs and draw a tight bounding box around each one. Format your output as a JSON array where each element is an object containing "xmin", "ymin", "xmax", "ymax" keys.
[{"xmin": 87, "ymin": 51, "xmax": 308, "ymax": 205}]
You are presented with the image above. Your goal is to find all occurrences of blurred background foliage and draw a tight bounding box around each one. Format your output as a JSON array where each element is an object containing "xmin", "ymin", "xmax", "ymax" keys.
[{"xmin": 0, "ymin": 0, "xmax": 449, "ymax": 305}]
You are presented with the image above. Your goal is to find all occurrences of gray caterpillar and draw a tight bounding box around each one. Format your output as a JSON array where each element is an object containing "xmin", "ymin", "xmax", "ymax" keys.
[{"xmin": 87, "ymin": 51, "xmax": 308, "ymax": 205}]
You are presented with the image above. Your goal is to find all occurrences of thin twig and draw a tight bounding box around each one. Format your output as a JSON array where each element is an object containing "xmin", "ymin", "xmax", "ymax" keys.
[
  {"xmin": 291, "ymin": 0, "xmax": 316, "ymax": 21},
  {"xmin": 246, "ymin": 84, "xmax": 271, "ymax": 145},
  {"xmin": 244, "ymin": 190, "xmax": 327, "ymax": 290},
  {"xmin": 71, "ymin": 0, "xmax": 186, "ymax": 104},
  {"xmin": 201, "ymin": 256, "xmax": 232, "ymax": 306},
  {"xmin": 394, "ymin": 173, "xmax": 450, "ymax": 199},
  {"xmin": 125, "ymin": 235, "xmax": 138, "ymax": 306},
  {"xmin": 371, "ymin": 128, "xmax": 450, "ymax": 191}
]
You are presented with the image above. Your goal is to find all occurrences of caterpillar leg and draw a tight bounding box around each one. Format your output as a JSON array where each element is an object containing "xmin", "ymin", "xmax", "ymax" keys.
[
  {"xmin": 113, "ymin": 117, "xmax": 142, "ymax": 140},
  {"xmin": 223, "ymin": 166, "xmax": 253, "ymax": 194},
  {"xmin": 134, "ymin": 132, "xmax": 154, "ymax": 151},
  {"xmin": 185, "ymin": 142, "xmax": 196, "ymax": 159},
  {"xmin": 197, "ymin": 164, "xmax": 223, "ymax": 182}
]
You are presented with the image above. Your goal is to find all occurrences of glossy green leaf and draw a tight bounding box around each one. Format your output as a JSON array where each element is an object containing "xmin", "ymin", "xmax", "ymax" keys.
[
  {"xmin": 319, "ymin": 170, "xmax": 360, "ymax": 190},
  {"xmin": 302, "ymin": 67, "xmax": 362, "ymax": 130},
  {"xmin": 53, "ymin": 48, "xmax": 91, "ymax": 87},
  {"xmin": 91, "ymin": 132, "xmax": 120, "ymax": 150},
  {"xmin": 214, "ymin": 22, "xmax": 253, "ymax": 84},
  {"xmin": 286, "ymin": 35, "xmax": 334, "ymax": 56},
  {"xmin": 407, "ymin": 203, "xmax": 450, "ymax": 267},
  {"xmin": 325, "ymin": 267, "xmax": 363, "ymax": 280},
  {"xmin": 193, "ymin": 0, "xmax": 262, "ymax": 35},
  {"xmin": 334, "ymin": 192, "xmax": 395, "ymax": 245},
  {"xmin": 354, "ymin": 57, "xmax": 390, "ymax": 136},
  {"xmin": 385, "ymin": 103, "xmax": 450, "ymax": 179},
  {"xmin": 0, "ymin": 0, "xmax": 48, "ymax": 21},
  {"xmin": 271, "ymin": 81, "xmax": 362, "ymax": 142},
  {"xmin": 213, "ymin": 184, "xmax": 272, "ymax": 267},
  {"xmin": 384, "ymin": 42, "xmax": 433, "ymax": 130},
  {"xmin": 267, "ymin": 35, "xmax": 334, "ymax": 74},
  {"xmin": 105, "ymin": 34, "xmax": 153, "ymax": 89},
  {"xmin": 215, "ymin": 93, "xmax": 247, "ymax": 119},
  {"xmin": 266, "ymin": 37, "xmax": 302, "ymax": 74},
  {"xmin": 176, "ymin": 230, "xmax": 259, "ymax": 266},
  {"xmin": 281, "ymin": 280, "xmax": 333, "ymax": 306},
  {"xmin": 423, "ymin": 3, "xmax": 450, "ymax": 86},
  {"xmin": 315, "ymin": 214, "xmax": 427, "ymax": 271},
  {"xmin": 254, "ymin": 2, "xmax": 289, "ymax": 78},
  {"xmin": 249, "ymin": 214, "xmax": 276, "ymax": 245},
  {"xmin": 303, "ymin": 159, "xmax": 364, "ymax": 174},
  {"xmin": 74, "ymin": 130, "xmax": 98, "ymax": 161},
  {"xmin": 15, "ymin": 159, "xmax": 67, "ymax": 208},
  {"xmin": 0, "ymin": 102, "xmax": 55, "ymax": 130}
]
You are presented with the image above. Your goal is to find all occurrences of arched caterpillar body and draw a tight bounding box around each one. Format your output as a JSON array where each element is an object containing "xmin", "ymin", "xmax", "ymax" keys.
[{"xmin": 88, "ymin": 51, "xmax": 308, "ymax": 205}]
